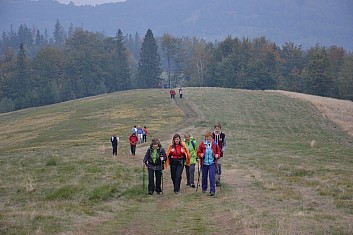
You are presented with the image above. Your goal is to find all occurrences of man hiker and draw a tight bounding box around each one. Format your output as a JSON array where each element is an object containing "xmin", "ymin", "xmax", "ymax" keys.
[
  {"xmin": 212, "ymin": 122, "xmax": 228, "ymax": 187},
  {"xmin": 111, "ymin": 135, "xmax": 119, "ymax": 156}
]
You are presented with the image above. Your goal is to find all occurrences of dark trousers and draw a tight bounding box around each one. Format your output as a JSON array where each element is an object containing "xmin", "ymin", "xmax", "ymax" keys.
[
  {"xmin": 170, "ymin": 164, "xmax": 184, "ymax": 192},
  {"xmin": 185, "ymin": 164, "xmax": 195, "ymax": 186},
  {"xmin": 130, "ymin": 145, "xmax": 136, "ymax": 155},
  {"xmin": 112, "ymin": 145, "xmax": 117, "ymax": 155},
  {"xmin": 148, "ymin": 168, "xmax": 162, "ymax": 193},
  {"xmin": 202, "ymin": 163, "xmax": 216, "ymax": 193},
  {"xmin": 143, "ymin": 134, "xmax": 147, "ymax": 142}
]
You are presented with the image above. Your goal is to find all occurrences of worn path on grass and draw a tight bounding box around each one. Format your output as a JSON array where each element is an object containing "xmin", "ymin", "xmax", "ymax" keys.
[{"xmin": 111, "ymin": 89, "xmax": 352, "ymax": 234}]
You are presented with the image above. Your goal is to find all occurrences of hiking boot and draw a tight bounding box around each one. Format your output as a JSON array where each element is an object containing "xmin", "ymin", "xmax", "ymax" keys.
[
  {"xmin": 148, "ymin": 191, "xmax": 153, "ymax": 195},
  {"xmin": 208, "ymin": 192, "xmax": 215, "ymax": 197},
  {"xmin": 156, "ymin": 192, "xmax": 161, "ymax": 195},
  {"xmin": 191, "ymin": 184, "xmax": 195, "ymax": 188}
]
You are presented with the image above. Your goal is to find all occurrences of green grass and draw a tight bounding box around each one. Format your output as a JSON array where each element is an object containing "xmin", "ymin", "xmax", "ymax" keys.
[{"xmin": 0, "ymin": 88, "xmax": 352, "ymax": 234}]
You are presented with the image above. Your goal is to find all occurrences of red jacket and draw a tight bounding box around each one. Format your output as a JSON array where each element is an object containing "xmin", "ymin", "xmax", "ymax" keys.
[
  {"xmin": 129, "ymin": 134, "xmax": 138, "ymax": 145},
  {"xmin": 197, "ymin": 141, "xmax": 221, "ymax": 166}
]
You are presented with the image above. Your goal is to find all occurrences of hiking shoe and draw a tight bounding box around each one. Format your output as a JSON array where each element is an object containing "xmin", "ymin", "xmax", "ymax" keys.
[
  {"xmin": 148, "ymin": 191, "xmax": 153, "ymax": 195},
  {"xmin": 208, "ymin": 192, "xmax": 215, "ymax": 197},
  {"xmin": 216, "ymin": 181, "xmax": 221, "ymax": 187},
  {"xmin": 186, "ymin": 184, "xmax": 190, "ymax": 188},
  {"xmin": 156, "ymin": 192, "xmax": 161, "ymax": 195},
  {"xmin": 202, "ymin": 190, "xmax": 206, "ymax": 193},
  {"xmin": 191, "ymin": 184, "xmax": 195, "ymax": 188},
  {"xmin": 174, "ymin": 191, "xmax": 180, "ymax": 195}
]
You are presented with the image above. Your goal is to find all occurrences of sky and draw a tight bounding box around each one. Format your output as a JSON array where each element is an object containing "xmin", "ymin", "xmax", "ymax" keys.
[{"xmin": 56, "ymin": 0, "xmax": 126, "ymax": 6}]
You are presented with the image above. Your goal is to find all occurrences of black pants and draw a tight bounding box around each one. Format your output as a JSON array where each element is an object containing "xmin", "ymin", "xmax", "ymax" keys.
[
  {"xmin": 170, "ymin": 162, "xmax": 184, "ymax": 192},
  {"xmin": 130, "ymin": 145, "xmax": 136, "ymax": 155},
  {"xmin": 112, "ymin": 144, "xmax": 117, "ymax": 155},
  {"xmin": 148, "ymin": 168, "xmax": 162, "ymax": 193},
  {"xmin": 143, "ymin": 134, "xmax": 147, "ymax": 142}
]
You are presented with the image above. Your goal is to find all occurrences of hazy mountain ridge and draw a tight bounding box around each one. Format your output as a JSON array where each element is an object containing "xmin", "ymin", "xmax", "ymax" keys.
[{"xmin": 1, "ymin": 0, "xmax": 353, "ymax": 50}]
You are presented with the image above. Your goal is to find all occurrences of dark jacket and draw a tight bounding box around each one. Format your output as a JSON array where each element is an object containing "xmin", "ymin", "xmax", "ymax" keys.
[{"xmin": 143, "ymin": 145, "xmax": 167, "ymax": 171}]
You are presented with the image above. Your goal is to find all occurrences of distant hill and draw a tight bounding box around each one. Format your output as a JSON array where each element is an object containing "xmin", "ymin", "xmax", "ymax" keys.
[{"xmin": 1, "ymin": 0, "xmax": 353, "ymax": 50}]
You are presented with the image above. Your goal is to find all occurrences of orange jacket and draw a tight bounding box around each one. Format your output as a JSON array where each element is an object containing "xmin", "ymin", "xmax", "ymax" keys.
[{"xmin": 164, "ymin": 140, "xmax": 190, "ymax": 168}]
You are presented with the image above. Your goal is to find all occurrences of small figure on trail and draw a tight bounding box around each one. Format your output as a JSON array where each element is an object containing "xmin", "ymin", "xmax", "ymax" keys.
[
  {"xmin": 132, "ymin": 125, "xmax": 137, "ymax": 134},
  {"xmin": 179, "ymin": 87, "xmax": 183, "ymax": 98},
  {"xmin": 165, "ymin": 134, "xmax": 190, "ymax": 194},
  {"xmin": 111, "ymin": 135, "xmax": 119, "ymax": 156},
  {"xmin": 197, "ymin": 131, "xmax": 221, "ymax": 196},
  {"xmin": 128, "ymin": 132, "xmax": 138, "ymax": 156},
  {"xmin": 212, "ymin": 122, "xmax": 227, "ymax": 187},
  {"xmin": 143, "ymin": 138, "xmax": 167, "ymax": 195},
  {"xmin": 170, "ymin": 89, "xmax": 176, "ymax": 99},
  {"xmin": 183, "ymin": 132, "xmax": 198, "ymax": 188},
  {"xmin": 137, "ymin": 126, "xmax": 144, "ymax": 144},
  {"xmin": 143, "ymin": 126, "xmax": 150, "ymax": 143}
]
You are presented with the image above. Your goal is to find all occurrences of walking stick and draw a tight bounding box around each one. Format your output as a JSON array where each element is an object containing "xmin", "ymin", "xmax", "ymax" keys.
[
  {"xmin": 143, "ymin": 163, "xmax": 146, "ymax": 193},
  {"xmin": 161, "ymin": 161, "xmax": 164, "ymax": 195},
  {"xmin": 196, "ymin": 159, "xmax": 200, "ymax": 192},
  {"xmin": 215, "ymin": 160, "xmax": 222, "ymax": 193}
]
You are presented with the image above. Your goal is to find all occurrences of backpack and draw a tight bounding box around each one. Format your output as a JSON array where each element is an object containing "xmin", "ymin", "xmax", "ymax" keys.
[{"xmin": 191, "ymin": 140, "xmax": 196, "ymax": 150}]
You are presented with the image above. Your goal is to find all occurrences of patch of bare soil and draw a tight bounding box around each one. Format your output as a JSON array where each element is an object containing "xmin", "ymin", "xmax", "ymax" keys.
[{"xmin": 269, "ymin": 90, "xmax": 353, "ymax": 137}]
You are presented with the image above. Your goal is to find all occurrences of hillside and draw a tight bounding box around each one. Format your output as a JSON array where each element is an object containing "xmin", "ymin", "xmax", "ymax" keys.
[
  {"xmin": 0, "ymin": 88, "xmax": 352, "ymax": 234},
  {"xmin": 1, "ymin": 0, "xmax": 353, "ymax": 50}
]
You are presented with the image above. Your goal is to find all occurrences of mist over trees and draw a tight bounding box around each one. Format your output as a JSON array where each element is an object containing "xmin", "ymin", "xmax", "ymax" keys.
[{"xmin": 0, "ymin": 22, "xmax": 352, "ymax": 113}]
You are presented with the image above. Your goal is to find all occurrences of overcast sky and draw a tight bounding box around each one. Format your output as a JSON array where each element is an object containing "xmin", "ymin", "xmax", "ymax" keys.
[{"xmin": 57, "ymin": 0, "xmax": 126, "ymax": 6}]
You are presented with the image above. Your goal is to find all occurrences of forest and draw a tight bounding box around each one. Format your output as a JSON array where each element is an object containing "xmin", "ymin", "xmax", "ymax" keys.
[{"xmin": 0, "ymin": 21, "xmax": 352, "ymax": 113}]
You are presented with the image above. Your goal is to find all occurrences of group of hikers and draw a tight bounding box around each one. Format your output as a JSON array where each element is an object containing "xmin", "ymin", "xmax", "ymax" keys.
[
  {"xmin": 169, "ymin": 87, "xmax": 183, "ymax": 99},
  {"xmin": 142, "ymin": 122, "xmax": 227, "ymax": 197},
  {"xmin": 128, "ymin": 125, "xmax": 150, "ymax": 156}
]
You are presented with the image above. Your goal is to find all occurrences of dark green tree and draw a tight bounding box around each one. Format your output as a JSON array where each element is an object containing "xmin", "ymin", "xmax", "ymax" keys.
[
  {"xmin": 137, "ymin": 29, "xmax": 161, "ymax": 88},
  {"xmin": 53, "ymin": 19, "xmax": 66, "ymax": 45},
  {"xmin": 114, "ymin": 29, "xmax": 131, "ymax": 90},
  {"xmin": 302, "ymin": 45, "xmax": 333, "ymax": 97}
]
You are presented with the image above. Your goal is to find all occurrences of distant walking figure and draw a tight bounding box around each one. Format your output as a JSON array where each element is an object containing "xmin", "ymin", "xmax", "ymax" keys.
[
  {"xmin": 179, "ymin": 87, "xmax": 183, "ymax": 98},
  {"xmin": 111, "ymin": 135, "xmax": 119, "ymax": 155}
]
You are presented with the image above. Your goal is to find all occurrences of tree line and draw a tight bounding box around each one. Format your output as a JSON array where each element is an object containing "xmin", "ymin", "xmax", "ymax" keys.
[{"xmin": 0, "ymin": 21, "xmax": 352, "ymax": 113}]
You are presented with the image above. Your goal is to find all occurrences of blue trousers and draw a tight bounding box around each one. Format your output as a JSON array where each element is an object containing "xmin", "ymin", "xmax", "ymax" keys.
[{"xmin": 202, "ymin": 163, "xmax": 216, "ymax": 193}]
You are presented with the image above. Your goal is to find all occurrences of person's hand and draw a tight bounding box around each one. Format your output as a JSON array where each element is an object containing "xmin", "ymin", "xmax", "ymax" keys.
[
  {"xmin": 215, "ymin": 154, "xmax": 219, "ymax": 159},
  {"xmin": 181, "ymin": 148, "xmax": 185, "ymax": 153},
  {"xmin": 160, "ymin": 157, "xmax": 164, "ymax": 161},
  {"xmin": 200, "ymin": 153, "xmax": 204, "ymax": 158},
  {"xmin": 170, "ymin": 148, "xmax": 175, "ymax": 152}
]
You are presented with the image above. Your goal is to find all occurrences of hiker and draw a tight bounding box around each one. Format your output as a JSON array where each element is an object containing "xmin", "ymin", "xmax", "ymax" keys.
[
  {"xmin": 143, "ymin": 126, "xmax": 150, "ymax": 143},
  {"xmin": 111, "ymin": 135, "xmax": 119, "ymax": 156},
  {"xmin": 184, "ymin": 132, "xmax": 198, "ymax": 188},
  {"xmin": 179, "ymin": 87, "xmax": 183, "ymax": 98},
  {"xmin": 165, "ymin": 134, "xmax": 190, "ymax": 194},
  {"xmin": 128, "ymin": 132, "xmax": 138, "ymax": 156},
  {"xmin": 170, "ymin": 89, "xmax": 176, "ymax": 99},
  {"xmin": 212, "ymin": 122, "xmax": 227, "ymax": 187},
  {"xmin": 132, "ymin": 125, "xmax": 137, "ymax": 134},
  {"xmin": 143, "ymin": 138, "xmax": 167, "ymax": 195},
  {"xmin": 137, "ymin": 126, "xmax": 144, "ymax": 144},
  {"xmin": 197, "ymin": 131, "xmax": 221, "ymax": 196}
]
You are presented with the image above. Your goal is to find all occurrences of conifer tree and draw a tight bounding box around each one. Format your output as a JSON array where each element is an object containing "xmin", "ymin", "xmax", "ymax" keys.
[{"xmin": 137, "ymin": 29, "xmax": 161, "ymax": 88}]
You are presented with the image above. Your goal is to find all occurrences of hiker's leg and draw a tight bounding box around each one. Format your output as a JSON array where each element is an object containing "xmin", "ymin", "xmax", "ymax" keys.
[
  {"xmin": 209, "ymin": 164, "xmax": 217, "ymax": 194},
  {"xmin": 170, "ymin": 165, "xmax": 177, "ymax": 191},
  {"xmin": 189, "ymin": 164, "xmax": 195, "ymax": 186},
  {"xmin": 155, "ymin": 170, "xmax": 162, "ymax": 193},
  {"xmin": 175, "ymin": 164, "xmax": 183, "ymax": 192},
  {"xmin": 147, "ymin": 168, "xmax": 155, "ymax": 193},
  {"xmin": 185, "ymin": 165, "xmax": 190, "ymax": 186},
  {"xmin": 201, "ymin": 165, "xmax": 209, "ymax": 192}
]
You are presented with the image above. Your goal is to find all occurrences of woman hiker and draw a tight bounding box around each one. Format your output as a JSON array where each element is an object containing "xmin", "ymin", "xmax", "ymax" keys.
[
  {"xmin": 197, "ymin": 131, "xmax": 221, "ymax": 196},
  {"xmin": 143, "ymin": 138, "xmax": 167, "ymax": 195},
  {"xmin": 165, "ymin": 134, "xmax": 190, "ymax": 194}
]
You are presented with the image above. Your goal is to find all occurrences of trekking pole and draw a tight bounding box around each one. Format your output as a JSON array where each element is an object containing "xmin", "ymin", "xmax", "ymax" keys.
[
  {"xmin": 143, "ymin": 163, "xmax": 146, "ymax": 193},
  {"xmin": 216, "ymin": 161, "xmax": 222, "ymax": 194},
  {"xmin": 161, "ymin": 160, "xmax": 164, "ymax": 195},
  {"xmin": 196, "ymin": 159, "xmax": 200, "ymax": 192}
]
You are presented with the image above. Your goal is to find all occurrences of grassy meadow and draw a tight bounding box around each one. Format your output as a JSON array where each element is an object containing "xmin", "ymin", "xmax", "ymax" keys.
[{"xmin": 0, "ymin": 87, "xmax": 352, "ymax": 234}]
